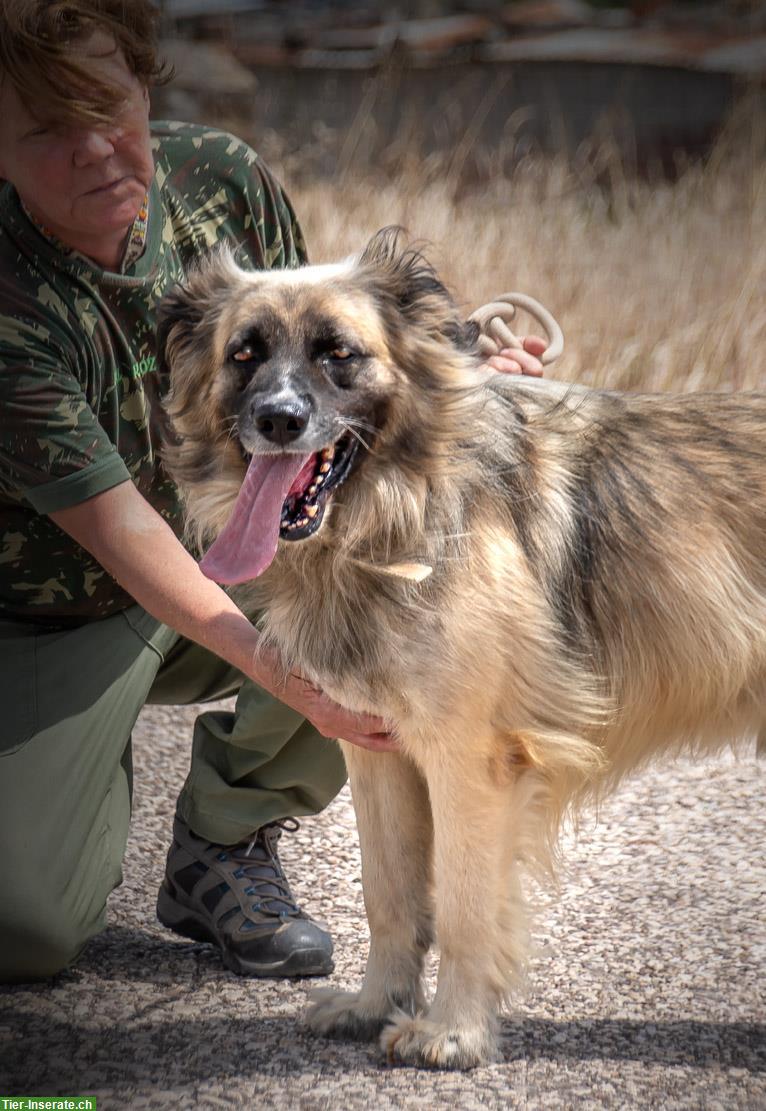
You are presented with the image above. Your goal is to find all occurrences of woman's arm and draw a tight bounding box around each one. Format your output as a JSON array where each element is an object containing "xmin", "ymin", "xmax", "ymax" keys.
[{"xmin": 50, "ymin": 480, "xmax": 397, "ymax": 752}]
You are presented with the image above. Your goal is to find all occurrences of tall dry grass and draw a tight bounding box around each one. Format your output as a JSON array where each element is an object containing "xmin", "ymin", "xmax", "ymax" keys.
[{"xmin": 278, "ymin": 112, "xmax": 766, "ymax": 394}]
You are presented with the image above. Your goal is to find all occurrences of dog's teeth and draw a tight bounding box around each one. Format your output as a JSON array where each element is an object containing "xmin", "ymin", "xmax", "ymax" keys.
[
  {"xmin": 305, "ymin": 505, "xmax": 319, "ymax": 518},
  {"xmin": 320, "ymin": 462, "xmax": 331, "ymax": 474},
  {"xmin": 321, "ymin": 447, "xmax": 333, "ymax": 461},
  {"xmin": 297, "ymin": 517, "xmax": 308, "ymax": 527},
  {"xmin": 307, "ymin": 484, "xmax": 318, "ymax": 496},
  {"xmin": 315, "ymin": 474, "xmax": 325, "ymax": 486}
]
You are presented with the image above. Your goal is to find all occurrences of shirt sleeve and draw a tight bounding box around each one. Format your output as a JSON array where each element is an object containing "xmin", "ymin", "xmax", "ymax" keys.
[
  {"xmin": 255, "ymin": 162, "xmax": 309, "ymax": 269},
  {"xmin": 0, "ymin": 323, "xmax": 130, "ymax": 514},
  {"xmin": 227, "ymin": 139, "xmax": 309, "ymax": 270},
  {"xmin": 164, "ymin": 124, "xmax": 309, "ymax": 274}
]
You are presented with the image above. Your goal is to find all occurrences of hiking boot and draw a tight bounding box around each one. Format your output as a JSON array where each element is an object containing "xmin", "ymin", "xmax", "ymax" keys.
[{"xmin": 156, "ymin": 815, "xmax": 334, "ymax": 978}]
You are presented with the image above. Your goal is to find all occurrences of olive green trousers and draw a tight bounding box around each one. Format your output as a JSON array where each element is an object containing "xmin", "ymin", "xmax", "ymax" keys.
[{"xmin": 0, "ymin": 603, "xmax": 347, "ymax": 982}]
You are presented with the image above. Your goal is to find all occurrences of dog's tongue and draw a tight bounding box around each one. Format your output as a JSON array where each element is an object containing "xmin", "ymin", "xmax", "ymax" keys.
[{"xmin": 199, "ymin": 453, "xmax": 311, "ymax": 584}]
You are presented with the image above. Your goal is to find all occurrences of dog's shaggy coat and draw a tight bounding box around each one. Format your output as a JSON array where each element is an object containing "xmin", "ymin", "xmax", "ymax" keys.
[{"xmin": 157, "ymin": 230, "xmax": 766, "ymax": 1068}]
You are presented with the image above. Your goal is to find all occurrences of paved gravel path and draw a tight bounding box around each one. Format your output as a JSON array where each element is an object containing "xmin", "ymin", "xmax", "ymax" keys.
[{"xmin": 2, "ymin": 701, "xmax": 764, "ymax": 1109}]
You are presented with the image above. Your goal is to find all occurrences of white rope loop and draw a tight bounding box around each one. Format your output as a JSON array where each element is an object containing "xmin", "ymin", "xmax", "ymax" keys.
[{"xmin": 469, "ymin": 293, "xmax": 565, "ymax": 367}]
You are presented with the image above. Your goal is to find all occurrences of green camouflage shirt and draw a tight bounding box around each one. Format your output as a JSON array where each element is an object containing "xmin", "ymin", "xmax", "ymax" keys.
[{"xmin": 0, "ymin": 121, "xmax": 307, "ymax": 624}]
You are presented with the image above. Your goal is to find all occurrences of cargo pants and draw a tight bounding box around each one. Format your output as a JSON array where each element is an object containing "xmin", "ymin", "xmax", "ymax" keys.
[{"xmin": 0, "ymin": 603, "xmax": 347, "ymax": 982}]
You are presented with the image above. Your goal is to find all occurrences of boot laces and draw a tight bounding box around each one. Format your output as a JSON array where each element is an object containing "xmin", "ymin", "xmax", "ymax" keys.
[{"xmin": 233, "ymin": 818, "xmax": 302, "ymax": 917}]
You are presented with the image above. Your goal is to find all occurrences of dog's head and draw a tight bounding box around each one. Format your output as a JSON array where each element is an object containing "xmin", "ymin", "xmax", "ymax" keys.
[{"xmin": 157, "ymin": 228, "xmax": 481, "ymax": 580}]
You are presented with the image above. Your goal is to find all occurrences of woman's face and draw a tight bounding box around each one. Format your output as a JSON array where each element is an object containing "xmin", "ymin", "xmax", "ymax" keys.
[{"xmin": 0, "ymin": 30, "xmax": 155, "ymax": 253}]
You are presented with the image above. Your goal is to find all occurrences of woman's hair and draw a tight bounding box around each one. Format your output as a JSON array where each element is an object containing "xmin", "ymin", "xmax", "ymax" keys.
[{"xmin": 0, "ymin": 0, "xmax": 173, "ymax": 126}]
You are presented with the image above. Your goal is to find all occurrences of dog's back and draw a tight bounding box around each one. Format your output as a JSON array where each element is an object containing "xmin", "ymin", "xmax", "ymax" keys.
[{"xmin": 478, "ymin": 379, "xmax": 766, "ymax": 780}]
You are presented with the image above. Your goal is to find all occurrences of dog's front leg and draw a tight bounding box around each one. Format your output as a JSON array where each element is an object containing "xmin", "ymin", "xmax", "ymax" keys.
[
  {"xmin": 305, "ymin": 741, "xmax": 434, "ymax": 1042},
  {"xmin": 381, "ymin": 740, "xmax": 530, "ymax": 1068}
]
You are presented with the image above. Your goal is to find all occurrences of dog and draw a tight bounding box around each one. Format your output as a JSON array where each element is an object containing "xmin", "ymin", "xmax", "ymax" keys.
[{"xmin": 156, "ymin": 228, "xmax": 766, "ymax": 1069}]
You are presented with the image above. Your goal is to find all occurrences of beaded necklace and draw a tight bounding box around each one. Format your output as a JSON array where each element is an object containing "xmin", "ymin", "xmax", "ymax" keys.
[{"xmin": 21, "ymin": 190, "xmax": 150, "ymax": 272}]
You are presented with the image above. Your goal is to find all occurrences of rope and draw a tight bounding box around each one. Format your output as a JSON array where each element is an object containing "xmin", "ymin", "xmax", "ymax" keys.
[{"xmin": 469, "ymin": 292, "xmax": 564, "ymax": 367}]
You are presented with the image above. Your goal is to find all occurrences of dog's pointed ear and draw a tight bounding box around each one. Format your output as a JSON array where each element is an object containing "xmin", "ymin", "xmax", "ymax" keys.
[
  {"xmin": 155, "ymin": 280, "xmax": 203, "ymax": 379},
  {"xmin": 359, "ymin": 226, "xmax": 410, "ymax": 271},
  {"xmin": 155, "ymin": 243, "xmax": 241, "ymax": 379},
  {"xmin": 359, "ymin": 227, "xmax": 479, "ymax": 355},
  {"xmin": 360, "ymin": 226, "xmax": 447, "ymax": 320}
]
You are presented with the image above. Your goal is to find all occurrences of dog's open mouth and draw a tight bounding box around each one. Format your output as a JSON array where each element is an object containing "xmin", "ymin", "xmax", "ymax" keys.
[
  {"xmin": 279, "ymin": 434, "xmax": 359, "ymax": 541},
  {"xmin": 198, "ymin": 433, "xmax": 362, "ymax": 585}
]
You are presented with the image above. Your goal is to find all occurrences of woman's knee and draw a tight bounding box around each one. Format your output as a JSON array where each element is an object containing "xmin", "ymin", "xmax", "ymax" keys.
[{"xmin": 0, "ymin": 908, "xmax": 102, "ymax": 983}]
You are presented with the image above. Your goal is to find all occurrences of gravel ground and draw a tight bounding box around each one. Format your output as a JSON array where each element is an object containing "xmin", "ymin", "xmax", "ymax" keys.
[{"xmin": 2, "ymin": 701, "xmax": 764, "ymax": 1110}]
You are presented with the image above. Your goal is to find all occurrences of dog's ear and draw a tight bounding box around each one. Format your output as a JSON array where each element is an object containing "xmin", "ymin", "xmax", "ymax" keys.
[
  {"xmin": 359, "ymin": 226, "xmax": 450, "ymax": 320},
  {"xmin": 155, "ymin": 244, "xmax": 241, "ymax": 379},
  {"xmin": 359, "ymin": 227, "xmax": 479, "ymax": 355},
  {"xmin": 155, "ymin": 280, "xmax": 203, "ymax": 380}
]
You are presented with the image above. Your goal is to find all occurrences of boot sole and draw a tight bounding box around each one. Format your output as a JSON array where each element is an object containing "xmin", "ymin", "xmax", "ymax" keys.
[{"xmin": 156, "ymin": 884, "xmax": 334, "ymax": 979}]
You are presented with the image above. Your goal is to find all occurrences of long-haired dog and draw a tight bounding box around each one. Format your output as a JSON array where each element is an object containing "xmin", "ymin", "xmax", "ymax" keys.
[{"xmin": 157, "ymin": 229, "xmax": 766, "ymax": 1069}]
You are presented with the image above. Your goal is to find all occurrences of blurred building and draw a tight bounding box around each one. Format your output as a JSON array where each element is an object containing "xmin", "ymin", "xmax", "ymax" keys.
[{"xmin": 153, "ymin": 2, "xmax": 766, "ymax": 176}]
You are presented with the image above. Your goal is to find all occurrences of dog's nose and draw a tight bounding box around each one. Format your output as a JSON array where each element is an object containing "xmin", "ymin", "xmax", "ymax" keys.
[{"xmin": 253, "ymin": 399, "xmax": 310, "ymax": 445}]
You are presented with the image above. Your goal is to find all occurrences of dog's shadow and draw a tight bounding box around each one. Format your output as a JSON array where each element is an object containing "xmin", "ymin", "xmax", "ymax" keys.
[{"xmin": 2, "ymin": 926, "xmax": 764, "ymax": 1090}]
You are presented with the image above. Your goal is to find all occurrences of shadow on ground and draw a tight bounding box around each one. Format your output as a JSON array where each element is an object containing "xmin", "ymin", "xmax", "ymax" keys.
[{"xmin": 2, "ymin": 925, "xmax": 764, "ymax": 1094}]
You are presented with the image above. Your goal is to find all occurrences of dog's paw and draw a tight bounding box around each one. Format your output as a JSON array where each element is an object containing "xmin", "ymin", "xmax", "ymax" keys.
[
  {"xmin": 381, "ymin": 1012, "xmax": 499, "ymax": 1070},
  {"xmin": 304, "ymin": 988, "xmax": 394, "ymax": 1042}
]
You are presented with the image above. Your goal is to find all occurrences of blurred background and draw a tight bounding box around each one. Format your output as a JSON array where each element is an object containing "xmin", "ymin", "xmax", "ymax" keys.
[{"xmin": 151, "ymin": 1, "xmax": 766, "ymax": 391}]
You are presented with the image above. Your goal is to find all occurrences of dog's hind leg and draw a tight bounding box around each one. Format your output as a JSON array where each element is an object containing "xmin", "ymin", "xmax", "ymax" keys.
[
  {"xmin": 305, "ymin": 742, "xmax": 434, "ymax": 1042},
  {"xmin": 381, "ymin": 732, "xmax": 540, "ymax": 1069}
]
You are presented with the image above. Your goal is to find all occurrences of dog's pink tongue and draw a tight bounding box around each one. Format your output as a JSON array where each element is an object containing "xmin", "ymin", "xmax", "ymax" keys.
[{"xmin": 199, "ymin": 453, "xmax": 310, "ymax": 584}]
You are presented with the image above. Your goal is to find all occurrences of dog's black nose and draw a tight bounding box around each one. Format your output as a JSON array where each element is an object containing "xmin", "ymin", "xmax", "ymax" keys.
[{"xmin": 253, "ymin": 399, "xmax": 310, "ymax": 445}]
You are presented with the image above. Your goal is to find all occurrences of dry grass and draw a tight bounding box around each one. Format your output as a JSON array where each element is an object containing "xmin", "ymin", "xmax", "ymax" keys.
[{"xmin": 278, "ymin": 113, "xmax": 766, "ymax": 394}]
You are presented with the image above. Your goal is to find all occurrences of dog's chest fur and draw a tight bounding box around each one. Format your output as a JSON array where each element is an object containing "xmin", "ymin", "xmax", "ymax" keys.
[{"xmin": 239, "ymin": 548, "xmax": 449, "ymax": 719}]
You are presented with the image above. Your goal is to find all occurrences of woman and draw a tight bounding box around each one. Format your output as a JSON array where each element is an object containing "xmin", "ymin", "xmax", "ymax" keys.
[{"xmin": 0, "ymin": 0, "xmax": 546, "ymax": 983}]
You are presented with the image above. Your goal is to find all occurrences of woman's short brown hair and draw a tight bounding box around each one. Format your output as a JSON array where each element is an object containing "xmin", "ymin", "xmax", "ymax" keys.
[{"xmin": 0, "ymin": 0, "xmax": 172, "ymax": 126}]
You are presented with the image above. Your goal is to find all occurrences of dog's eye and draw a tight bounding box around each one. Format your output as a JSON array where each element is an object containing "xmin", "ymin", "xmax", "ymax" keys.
[
  {"xmin": 319, "ymin": 346, "xmax": 355, "ymax": 364},
  {"xmin": 316, "ymin": 344, "xmax": 361, "ymax": 389},
  {"xmin": 232, "ymin": 345, "xmax": 258, "ymax": 362}
]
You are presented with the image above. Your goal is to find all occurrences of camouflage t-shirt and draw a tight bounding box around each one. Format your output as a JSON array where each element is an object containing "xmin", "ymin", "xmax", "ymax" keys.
[{"xmin": 0, "ymin": 121, "xmax": 307, "ymax": 624}]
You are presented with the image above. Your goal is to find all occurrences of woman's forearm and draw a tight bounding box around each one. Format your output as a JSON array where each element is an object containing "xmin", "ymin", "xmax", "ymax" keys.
[
  {"xmin": 50, "ymin": 480, "xmax": 279, "ymax": 689},
  {"xmin": 49, "ymin": 480, "xmax": 397, "ymax": 749}
]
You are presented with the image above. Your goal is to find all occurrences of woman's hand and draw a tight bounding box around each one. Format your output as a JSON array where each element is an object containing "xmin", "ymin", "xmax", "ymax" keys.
[
  {"xmin": 482, "ymin": 335, "xmax": 547, "ymax": 376},
  {"xmin": 278, "ymin": 670, "xmax": 399, "ymax": 753}
]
